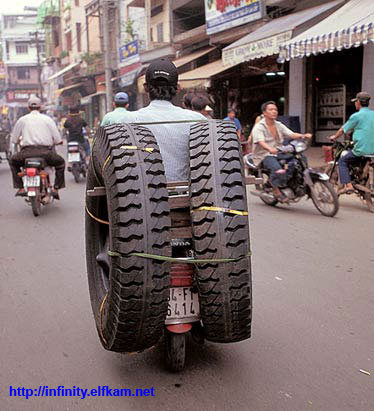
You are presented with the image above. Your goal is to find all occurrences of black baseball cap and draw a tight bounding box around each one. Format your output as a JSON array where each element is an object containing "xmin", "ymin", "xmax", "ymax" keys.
[
  {"xmin": 145, "ymin": 58, "xmax": 178, "ymax": 86},
  {"xmin": 351, "ymin": 91, "xmax": 371, "ymax": 103}
]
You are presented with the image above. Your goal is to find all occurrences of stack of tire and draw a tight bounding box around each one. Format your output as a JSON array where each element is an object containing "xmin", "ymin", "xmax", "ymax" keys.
[{"xmin": 85, "ymin": 121, "xmax": 252, "ymax": 353}]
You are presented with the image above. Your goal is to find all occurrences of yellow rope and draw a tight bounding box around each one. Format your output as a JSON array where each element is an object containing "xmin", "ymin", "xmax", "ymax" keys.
[
  {"xmin": 102, "ymin": 155, "xmax": 111, "ymax": 172},
  {"xmin": 85, "ymin": 205, "xmax": 109, "ymax": 225},
  {"xmin": 120, "ymin": 145, "xmax": 154, "ymax": 153},
  {"xmin": 99, "ymin": 293, "xmax": 108, "ymax": 346},
  {"xmin": 191, "ymin": 206, "xmax": 248, "ymax": 216}
]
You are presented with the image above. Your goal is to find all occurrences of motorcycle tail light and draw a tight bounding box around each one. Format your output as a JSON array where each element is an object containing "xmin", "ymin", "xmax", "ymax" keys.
[
  {"xmin": 18, "ymin": 171, "xmax": 25, "ymax": 177},
  {"xmin": 26, "ymin": 168, "xmax": 37, "ymax": 177},
  {"xmin": 40, "ymin": 171, "xmax": 48, "ymax": 178}
]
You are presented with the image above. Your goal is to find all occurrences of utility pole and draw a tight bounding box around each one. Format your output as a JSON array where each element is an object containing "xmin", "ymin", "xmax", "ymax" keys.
[
  {"xmin": 101, "ymin": 0, "xmax": 113, "ymax": 112},
  {"xmin": 30, "ymin": 30, "xmax": 44, "ymax": 102}
]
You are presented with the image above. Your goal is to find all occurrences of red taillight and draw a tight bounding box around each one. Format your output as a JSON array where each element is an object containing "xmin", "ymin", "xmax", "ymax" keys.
[
  {"xmin": 26, "ymin": 168, "xmax": 37, "ymax": 177},
  {"xmin": 170, "ymin": 263, "xmax": 194, "ymax": 286},
  {"xmin": 18, "ymin": 171, "xmax": 25, "ymax": 177}
]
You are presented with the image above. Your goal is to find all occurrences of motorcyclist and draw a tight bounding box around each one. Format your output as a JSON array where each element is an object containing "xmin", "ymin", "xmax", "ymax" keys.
[
  {"xmin": 9, "ymin": 96, "xmax": 65, "ymax": 198},
  {"xmin": 130, "ymin": 58, "xmax": 206, "ymax": 182},
  {"xmin": 252, "ymin": 101, "xmax": 312, "ymax": 202},
  {"xmin": 330, "ymin": 91, "xmax": 374, "ymax": 195},
  {"xmin": 101, "ymin": 92, "xmax": 130, "ymax": 126},
  {"xmin": 64, "ymin": 105, "xmax": 90, "ymax": 162}
]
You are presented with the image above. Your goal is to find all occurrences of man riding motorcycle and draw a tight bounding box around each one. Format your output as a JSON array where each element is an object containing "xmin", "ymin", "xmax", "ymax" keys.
[
  {"xmin": 330, "ymin": 91, "xmax": 374, "ymax": 195},
  {"xmin": 9, "ymin": 96, "xmax": 65, "ymax": 198},
  {"xmin": 251, "ymin": 101, "xmax": 312, "ymax": 202},
  {"xmin": 128, "ymin": 58, "xmax": 206, "ymax": 181},
  {"xmin": 101, "ymin": 92, "xmax": 130, "ymax": 127},
  {"xmin": 64, "ymin": 105, "xmax": 90, "ymax": 162}
]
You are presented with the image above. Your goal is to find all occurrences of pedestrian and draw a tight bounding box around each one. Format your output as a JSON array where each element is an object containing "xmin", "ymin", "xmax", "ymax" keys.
[
  {"xmin": 224, "ymin": 109, "xmax": 242, "ymax": 138},
  {"xmin": 182, "ymin": 91, "xmax": 195, "ymax": 110},
  {"xmin": 191, "ymin": 94, "xmax": 212, "ymax": 118}
]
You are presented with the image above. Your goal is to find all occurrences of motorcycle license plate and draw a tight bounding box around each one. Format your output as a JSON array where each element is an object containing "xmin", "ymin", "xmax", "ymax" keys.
[
  {"xmin": 166, "ymin": 287, "xmax": 200, "ymax": 324},
  {"xmin": 24, "ymin": 175, "xmax": 40, "ymax": 187},
  {"xmin": 68, "ymin": 152, "xmax": 80, "ymax": 162}
]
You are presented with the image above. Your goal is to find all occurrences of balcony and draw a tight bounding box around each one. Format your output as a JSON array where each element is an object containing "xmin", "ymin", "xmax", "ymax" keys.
[
  {"xmin": 81, "ymin": 52, "xmax": 104, "ymax": 76},
  {"xmin": 173, "ymin": 24, "xmax": 207, "ymax": 45}
]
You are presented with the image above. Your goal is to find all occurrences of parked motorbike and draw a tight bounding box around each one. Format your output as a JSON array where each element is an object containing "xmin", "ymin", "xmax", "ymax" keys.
[
  {"xmin": 67, "ymin": 141, "xmax": 87, "ymax": 183},
  {"xmin": 18, "ymin": 158, "xmax": 54, "ymax": 216},
  {"xmin": 325, "ymin": 140, "xmax": 374, "ymax": 212},
  {"xmin": 246, "ymin": 140, "xmax": 339, "ymax": 217}
]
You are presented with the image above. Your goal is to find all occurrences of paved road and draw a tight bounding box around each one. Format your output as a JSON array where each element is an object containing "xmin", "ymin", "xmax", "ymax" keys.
[{"xmin": 1, "ymin": 153, "xmax": 373, "ymax": 411}]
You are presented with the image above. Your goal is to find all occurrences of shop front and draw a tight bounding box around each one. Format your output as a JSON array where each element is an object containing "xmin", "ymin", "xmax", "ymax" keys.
[
  {"xmin": 279, "ymin": 0, "xmax": 374, "ymax": 143},
  {"xmin": 218, "ymin": 0, "xmax": 343, "ymax": 132}
]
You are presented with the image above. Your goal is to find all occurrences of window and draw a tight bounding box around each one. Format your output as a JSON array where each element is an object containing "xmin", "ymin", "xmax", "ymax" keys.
[
  {"xmin": 76, "ymin": 23, "xmax": 81, "ymax": 52},
  {"xmin": 16, "ymin": 68, "xmax": 30, "ymax": 80},
  {"xmin": 150, "ymin": 27, "xmax": 154, "ymax": 42},
  {"xmin": 16, "ymin": 43, "xmax": 28, "ymax": 54},
  {"xmin": 156, "ymin": 23, "xmax": 163, "ymax": 43},
  {"xmin": 38, "ymin": 43, "xmax": 46, "ymax": 54},
  {"xmin": 65, "ymin": 31, "xmax": 72, "ymax": 51},
  {"xmin": 53, "ymin": 30, "xmax": 60, "ymax": 47}
]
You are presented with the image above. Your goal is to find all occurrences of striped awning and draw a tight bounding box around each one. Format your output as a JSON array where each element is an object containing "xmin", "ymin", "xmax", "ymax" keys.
[{"xmin": 279, "ymin": 0, "xmax": 374, "ymax": 62}]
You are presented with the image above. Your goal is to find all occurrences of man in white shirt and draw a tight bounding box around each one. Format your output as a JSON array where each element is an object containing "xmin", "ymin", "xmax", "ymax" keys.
[
  {"xmin": 252, "ymin": 101, "xmax": 311, "ymax": 202},
  {"xmin": 132, "ymin": 58, "xmax": 206, "ymax": 181},
  {"xmin": 9, "ymin": 96, "xmax": 65, "ymax": 197}
]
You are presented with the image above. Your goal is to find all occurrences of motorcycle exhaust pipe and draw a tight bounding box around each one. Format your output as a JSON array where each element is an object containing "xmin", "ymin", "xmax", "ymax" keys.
[{"xmin": 354, "ymin": 184, "xmax": 374, "ymax": 194}]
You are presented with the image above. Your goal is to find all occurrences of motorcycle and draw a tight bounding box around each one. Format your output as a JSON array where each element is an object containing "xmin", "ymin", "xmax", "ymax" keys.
[
  {"xmin": 246, "ymin": 140, "xmax": 339, "ymax": 217},
  {"xmin": 18, "ymin": 157, "xmax": 54, "ymax": 217},
  {"xmin": 325, "ymin": 140, "xmax": 374, "ymax": 213},
  {"xmin": 67, "ymin": 141, "xmax": 87, "ymax": 183}
]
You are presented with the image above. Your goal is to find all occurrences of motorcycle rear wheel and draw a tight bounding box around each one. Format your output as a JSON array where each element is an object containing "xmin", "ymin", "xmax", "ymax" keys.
[
  {"xmin": 165, "ymin": 332, "xmax": 186, "ymax": 372},
  {"xmin": 72, "ymin": 163, "xmax": 81, "ymax": 183},
  {"xmin": 310, "ymin": 180, "xmax": 339, "ymax": 217},
  {"xmin": 30, "ymin": 197, "xmax": 41, "ymax": 217}
]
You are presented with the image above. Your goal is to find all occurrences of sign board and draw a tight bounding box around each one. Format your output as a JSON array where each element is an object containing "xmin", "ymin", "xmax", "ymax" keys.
[
  {"xmin": 119, "ymin": 40, "xmax": 140, "ymax": 67},
  {"xmin": 205, "ymin": 0, "xmax": 263, "ymax": 35},
  {"xmin": 6, "ymin": 90, "xmax": 39, "ymax": 102},
  {"xmin": 223, "ymin": 30, "xmax": 293, "ymax": 66}
]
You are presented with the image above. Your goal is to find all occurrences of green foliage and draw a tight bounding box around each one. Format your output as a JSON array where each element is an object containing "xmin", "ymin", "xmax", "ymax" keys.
[
  {"xmin": 60, "ymin": 50, "xmax": 69, "ymax": 59},
  {"xmin": 125, "ymin": 18, "xmax": 135, "ymax": 41},
  {"xmin": 81, "ymin": 52, "xmax": 103, "ymax": 65}
]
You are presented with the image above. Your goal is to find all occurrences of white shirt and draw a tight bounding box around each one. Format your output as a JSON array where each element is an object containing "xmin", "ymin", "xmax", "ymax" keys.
[
  {"xmin": 11, "ymin": 110, "xmax": 62, "ymax": 147},
  {"xmin": 252, "ymin": 118, "xmax": 294, "ymax": 166},
  {"xmin": 130, "ymin": 100, "xmax": 206, "ymax": 181}
]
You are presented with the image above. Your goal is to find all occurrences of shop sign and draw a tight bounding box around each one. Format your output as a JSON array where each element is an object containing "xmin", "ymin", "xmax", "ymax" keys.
[
  {"xmin": 6, "ymin": 90, "xmax": 38, "ymax": 102},
  {"xmin": 205, "ymin": 0, "xmax": 264, "ymax": 35},
  {"xmin": 119, "ymin": 40, "xmax": 140, "ymax": 66},
  {"xmin": 223, "ymin": 30, "xmax": 292, "ymax": 66}
]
